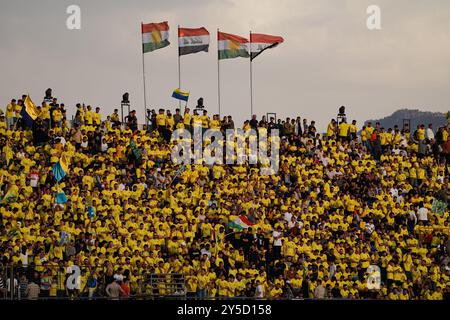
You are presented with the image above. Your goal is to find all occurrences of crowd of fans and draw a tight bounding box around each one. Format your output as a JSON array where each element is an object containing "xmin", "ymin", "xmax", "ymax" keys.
[{"xmin": 0, "ymin": 91, "xmax": 449, "ymax": 300}]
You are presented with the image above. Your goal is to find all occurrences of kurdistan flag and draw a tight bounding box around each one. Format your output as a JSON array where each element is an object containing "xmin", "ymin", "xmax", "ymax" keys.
[
  {"xmin": 142, "ymin": 21, "xmax": 170, "ymax": 53},
  {"xmin": 218, "ymin": 31, "xmax": 249, "ymax": 60}
]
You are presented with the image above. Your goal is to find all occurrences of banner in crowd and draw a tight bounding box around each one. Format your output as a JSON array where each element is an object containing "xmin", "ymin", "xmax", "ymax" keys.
[
  {"xmin": 229, "ymin": 215, "xmax": 254, "ymax": 231},
  {"xmin": 432, "ymin": 198, "xmax": 447, "ymax": 216}
]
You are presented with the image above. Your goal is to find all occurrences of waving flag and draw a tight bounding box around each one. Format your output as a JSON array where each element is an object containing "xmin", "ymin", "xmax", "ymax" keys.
[
  {"xmin": 142, "ymin": 21, "xmax": 170, "ymax": 53},
  {"xmin": 179, "ymin": 27, "xmax": 210, "ymax": 56},
  {"xmin": 21, "ymin": 95, "xmax": 39, "ymax": 127},
  {"xmin": 218, "ymin": 32, "xmax": 249, "ymax": 60},
  {"xmin": 172, "ymin": 88, "xmax": 190, "ymax": 102},
  {"xmin": 60, "ymin": 153, "xmax": 70, "ymax": 173},
  {"xmin": 53, "ymin": 162, "xmax": 66, "ymax": 182},
  {"xmin": 88, "ymin": 206, "xmax": 96, "ymax": 218},
  {"xmin": 250, "ymin": 33, "xmax": 284, "ymax": 61},
  {"xmin": 228, "ymin": 215, "xmax": 254, "ymax": 231},
  {"xmin": 56, "ymin": 189, "xmax": 67, "ymax": 204},
  {"xmin": 1, "ymin": 186, "xmax": 18, "ymax": 204}
]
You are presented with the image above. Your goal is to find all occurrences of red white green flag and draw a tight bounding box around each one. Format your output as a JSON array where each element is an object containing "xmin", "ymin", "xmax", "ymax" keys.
[
  {"xmin": 218, "ymin": 31, "xmax": 250, "ymax": 60},
  {"xmin": 229, "ymin": 215, "xmax": 254, "ymax": 231},
  {"xmin": 142, "ymin": 21, "xmax": 170, "ymax": 53}
]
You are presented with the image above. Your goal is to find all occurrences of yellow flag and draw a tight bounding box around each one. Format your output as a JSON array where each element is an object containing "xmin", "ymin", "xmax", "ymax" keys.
[
  {"xmin": 60, "ymin": 153, "xmax": 70, "ymax": 173},
  {"xmin": 24, "ymin": 95, "xmax": 39, "ymax": 120}
]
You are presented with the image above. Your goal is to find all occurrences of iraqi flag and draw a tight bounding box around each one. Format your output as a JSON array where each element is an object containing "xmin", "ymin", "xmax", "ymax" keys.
[
  {"xmin": 179, "ymin": 27, "xmax": 210, "ymax": 56},
  {"xmin": 250, "ymin": 33, "xmax": 284, "ymax": 61},
  {"xmin": 142, "ymin": 21, "xmax": 170, "ymax": 53},
  {"xmin": 218, "ymin": 31, "xmax": 250, "ymax": 60}
]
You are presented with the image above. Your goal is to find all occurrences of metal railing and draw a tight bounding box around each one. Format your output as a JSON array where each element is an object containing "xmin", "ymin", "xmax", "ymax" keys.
[{"xmin": 0, "ymin": 264, "xmax": 187, "ymax": 300}]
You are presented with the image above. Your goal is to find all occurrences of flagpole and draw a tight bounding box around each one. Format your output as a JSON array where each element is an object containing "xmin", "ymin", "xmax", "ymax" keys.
[
  {"xmin": 141, "ymin": 22, "xmax": 148, "ymax": 125},
  {"xmin": 249, "ymin": 30, "xmax": 253, "ymax": 119},
  {"xmin": 217, "ymin": 28, "xmax": 221, "ymax": 117},
  {"xmin": 177, "ymin": 25, "xmax": 181, "ymax": 109}
]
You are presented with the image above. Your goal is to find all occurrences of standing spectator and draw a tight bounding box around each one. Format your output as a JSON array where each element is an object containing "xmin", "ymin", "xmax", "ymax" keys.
[
  {"xmin": 314, "ymin": 280, "xmax": 326, "ymax": 299},
  {"xmin": 126, "ymin": 110, "xmax": 138, "ymax": 131},
  {"xmin": 174, "ymin": 108, "xmax": 182, "ymax": 126},
  {"xmin": 250, "ymin": 115, "xmax": 258, "ymax": 130},
  {"xmin": 105, "ymin": 277, "xmax": 126, "ymax": 300},
  {"xmin": 40, "ymin": 270, "xmax": 52, "ymax": 298},
  {"xmin": 120, "ymin": 278, "xmax": 130, "ymax": 299},
  {"xmin": 7, "ymin": 273, "xmax": 18, "ymax": 299},
  {"xmin": 6, "ymin": 99, "xmax": 16, "ymax": 129},
  {"xmin": 426, "ymin": 124, "xmax": 434, "ymax": 143},
  {"xmin": 25, "ymin": 280, "xmax": 40, "ymax": 300},
  {"xmin": 18, "ymin": 275, "xmax": 28, "ymax": 300},
  {"xmin": 417, "ymin": 202, "xmax": 429, "ymax": 225},
  {"xmin": 0, "ymin": 271, "xmax": 6, "ymax": 299},
  {"xmin": 272, "ymin": 226, "xmax": 283, "ymax": 260},
  {"xmin": 255, "ymin": 280, "xmax": 265, "ymax": 299},
  {"xmin": 407, "ymin": 208, "xmax": 418, "ymax": 234},
  {"xmin": 295, "ymin": 117, "xmax": 302, "ymax": 136}
]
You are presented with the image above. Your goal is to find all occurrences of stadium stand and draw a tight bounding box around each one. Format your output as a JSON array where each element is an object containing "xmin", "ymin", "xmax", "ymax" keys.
[{"xmin": 0, "ymin": 93, "xmax": 449, "ymax": 300}]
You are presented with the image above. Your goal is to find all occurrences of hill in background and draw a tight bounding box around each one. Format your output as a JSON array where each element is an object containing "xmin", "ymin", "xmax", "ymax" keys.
[{"xmin": 363, "ymin": 109, "xmax": 447, "ymax": 130}]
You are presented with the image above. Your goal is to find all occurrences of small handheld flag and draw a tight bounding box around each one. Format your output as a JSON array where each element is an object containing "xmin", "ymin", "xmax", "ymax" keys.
[
  {"xmin": 56, "ymin": 190, "xmax": 67, "ymax": 204},
  {"xmin": 172, "ymin": 88, "xmax": 190, "ymax": 102},
  {"xmin": 88, "ymin": 206, "xmax": 96, "ymax": 218},
  {"xmin": 21, "ymin": 95, "xmax": 39, "ymax": 128},
  {"xmin": 53, "ymin": 162, "xmax": 66, "ymax": 182}
]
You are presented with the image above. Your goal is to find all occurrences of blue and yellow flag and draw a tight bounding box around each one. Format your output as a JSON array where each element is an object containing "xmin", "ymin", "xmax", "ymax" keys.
[
  {"xmin": 53, "ymin": 162, "xmax": 66, "ymax": 182},
  {"xmin": 53, "ymin": 153, "xmax": 70, "ymax": 182},
  {"xmin": 21, "ymin": 95, "xmax": 39, "ymax": 127},
  {"xmin": 60, "ymin": 153, "xmax": 70, "ymax": 173},
  {"xmin": 56, "ymin": 189, "xmax": 67, "ymax": 204},
  {"xmin": 172, "ymin": 88, "xmax": 190, "ymax": 102}
]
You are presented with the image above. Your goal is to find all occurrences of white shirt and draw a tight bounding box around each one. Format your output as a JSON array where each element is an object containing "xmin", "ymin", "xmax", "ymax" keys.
[
  {"xmin": 284, "ymin": 211, "xmax": 292, "ymax": 222},
  {"xmin": 7, "ymin": 278, "xmax": 18, "ymax": 292},
  {"xmin": 366, "ymin": 223, "xmax": 375, "ymax": 234},
  {"xmin": 426, "ymin": 128, "xmax": 434, "ymax": 140},
  {"xmin": 389, "ymin": 188, "xmax": 399, "ymax": 198},
  {"xmin": 56, "ymin": 136, "xmax": 67, "ymax": 146},
  {"xmin": 273, "ymin": 231, "xmax": 282, "ymax": 246},
  {"xmin": 255, "ymin": 284, "xmax": 265, "ymax": 298},
  {"xmin": 20, "ymin": 252, "xmax": 29, "ymax": 265},
  {"xmin": 408, "ymin": 211, "xmax": 418, "ymax": 224},
  {"xmin": 200, "ymin": 248, "xmax": 211, "ymax": 259},
  {"xmin": 417, "ymin": 207, "xmax": 429, "ymax": 221}
]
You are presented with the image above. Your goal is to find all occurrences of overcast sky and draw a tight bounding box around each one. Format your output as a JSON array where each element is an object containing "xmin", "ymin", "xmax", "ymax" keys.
[{"xmin": 0, "ymin": 0, "xmax": 449, "ymax": 131}]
